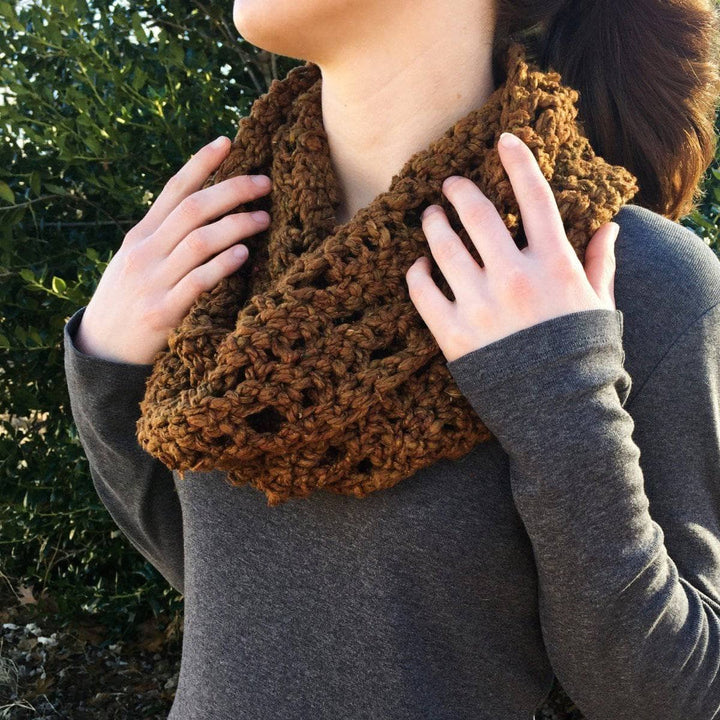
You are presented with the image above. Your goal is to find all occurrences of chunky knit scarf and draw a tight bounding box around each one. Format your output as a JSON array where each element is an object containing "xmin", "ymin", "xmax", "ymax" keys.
[{"xmin": 135, "ymin": 41, "xmax": 639, "ymax": 506}]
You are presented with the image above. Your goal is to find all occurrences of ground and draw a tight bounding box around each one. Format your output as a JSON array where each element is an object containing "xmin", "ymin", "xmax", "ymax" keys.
[
  {"xmin": 0, "ymin": 578, "xmax": 181, "ymax": 719},
  {"xmin": 0, "ymin": 578, "xmax": 582, "ymax": 719}
]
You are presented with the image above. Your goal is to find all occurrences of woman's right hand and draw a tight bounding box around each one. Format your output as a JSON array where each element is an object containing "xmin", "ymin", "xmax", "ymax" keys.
[{"xmin": 74, "ymin": 136, "xmax": 272, "ymax": 365}]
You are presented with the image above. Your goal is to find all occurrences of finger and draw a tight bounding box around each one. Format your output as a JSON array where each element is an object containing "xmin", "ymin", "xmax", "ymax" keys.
[
  {"xmin": 130, "ymin": 136, "xmax": 232, "ymax": 239},
  {"xmin": 406, "ymin": 256, "xmax": 455, "ymax": 337},
  {"xmin": 164, "ymin": 210, "xmax": 270, "ymax": 288},
  {"xmin": 583, "ymin": 222, "xmax": 619, "ymax": 309},
  {"xmin": 497, "ymin": 132, "xmax": 568, "ymax": 256},
  {"xmin": 421, "ymin": 205, "xmax": 485, "ymax": 303},
  {"xmin": 149, "ymin": 173, "xmax": 272, "ymax": 257},
  {"xmin": 439, "ymin": 176, "xmax": 520, "ymax": 270},
  {"xmin": 166, "ymin": 243, "xmax": 251, "ymax": 317}
]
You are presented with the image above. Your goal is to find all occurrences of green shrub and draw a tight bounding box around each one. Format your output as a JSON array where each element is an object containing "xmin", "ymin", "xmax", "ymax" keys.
[{"xmin": 0, "ymin": 0, "xmax": 300, "ymax": 636}]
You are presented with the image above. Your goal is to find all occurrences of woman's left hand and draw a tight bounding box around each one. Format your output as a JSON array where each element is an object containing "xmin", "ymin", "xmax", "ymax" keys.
[{"xmin": 406, "ymin": 131, "xmax": 620, "ymax": 363}]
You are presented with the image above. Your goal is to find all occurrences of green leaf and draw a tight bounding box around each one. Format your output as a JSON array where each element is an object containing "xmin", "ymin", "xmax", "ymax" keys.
[
  {"xmin": 131, "ymin": 69, "xmax": 148, "ymax": 91},
  {"xmin": 85, "ymin": 135, "xmax": 101, "ymax": 155},
  {"xmin": 29, "ymin": 172, "xmax": 41, "ymax": 196},
  {"xmin": 0, "ymin": 333, "xmax": 10, "ymax": 349},
  {"xmin": 45, "ymin": 183, "xmax": 67, "ymax": 195},
  {"xmin": 19, "ymin": 268, "xmax": 35, "ymax": 283},
  {"xmin": 51, "ymin": 276, "xmax": 67, "ymax": 294},
  {"xmin": 28, "ymin": 327, "xmax": 43, "ymax": 346},
  {"xmin": 131, "ymin": 14, "xmax": 148, "ymax": 44},
  {"xmin": 0, "ymin": 1, "xmax": 23, "ymax": 31},
  {"xmin": 0, "ymin": 181, "xmax": 14, "ymax": 204}
]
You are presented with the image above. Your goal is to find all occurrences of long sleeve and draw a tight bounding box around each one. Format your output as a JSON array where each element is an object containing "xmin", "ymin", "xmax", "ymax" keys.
[
  {"xmin": 446, "ymin": 303, "xmax": 720, "ymax": 720},
  {"xmin": 63, "ymin": 306, "xmax": 184, "ymax": 595}
]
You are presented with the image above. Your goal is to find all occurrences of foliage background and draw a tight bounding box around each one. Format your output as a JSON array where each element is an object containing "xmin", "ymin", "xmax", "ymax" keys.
[
  {"xmin": 0, "ymin": 0, "xmax": 303, "ymax": 636},
  {"xmin": 1, "ymin": 0, "xmax": 719, "ymax": 638}
]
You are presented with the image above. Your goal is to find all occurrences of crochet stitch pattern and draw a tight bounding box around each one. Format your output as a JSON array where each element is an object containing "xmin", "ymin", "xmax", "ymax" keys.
[{"xmin": 135, "ymin": 41, "xmax": 639, "ymax": 506}]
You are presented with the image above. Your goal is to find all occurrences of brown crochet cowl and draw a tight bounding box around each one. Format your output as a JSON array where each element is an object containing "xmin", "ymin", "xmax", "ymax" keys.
[{"xmin": 135, "ymin": 41, "xmax": 639, "ymax": 506}]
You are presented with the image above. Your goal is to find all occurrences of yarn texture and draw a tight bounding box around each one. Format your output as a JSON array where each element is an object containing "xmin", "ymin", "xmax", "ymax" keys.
[{"xmin": 135, "ymin": 41, "xmax": 639, "ymax": 506}]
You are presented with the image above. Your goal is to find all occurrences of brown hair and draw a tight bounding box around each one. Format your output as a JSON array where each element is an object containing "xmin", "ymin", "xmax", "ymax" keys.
[{"xmin": 492, "ymin": 0, "xmax": 720, "ymax": 221}]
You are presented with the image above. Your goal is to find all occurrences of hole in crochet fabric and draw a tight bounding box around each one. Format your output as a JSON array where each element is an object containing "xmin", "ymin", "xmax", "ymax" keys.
[
  {"xmin": 332, "ymin": 309, "xmax": 364, "ymax": 326},
  {"xmin": 245, "ymin": 405, "xmax": 285, "ymax": 434},
  {"xmin": 310, "ymin": 271, "xmax": 330, "ymax": 290},
  {"xmin": 289, "ymin": 335, "xmax": 306, "ymax": 350},
  {"xmin": 369, "ymin": 338, "xmax": 404, "ymax": 362},
  {"xmin": 357, "ymin": 458, "xmax": 372, "ymax": 474},
  {"xmin": 323, "ymin": 446, "xmax": 342, "ymax": 465},
  {"xmin": 300, "ymin": 388, "xmax": 316, "ymax": 408},
  {"xmin": 405, "ymin": 207, "xmax": 423, "ymax": 227}
]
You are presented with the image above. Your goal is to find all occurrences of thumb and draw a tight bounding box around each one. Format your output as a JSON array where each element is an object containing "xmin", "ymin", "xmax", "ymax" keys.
[{"xmin": 583, "ymin": 222, "xmax": 619, "ymax": 309}]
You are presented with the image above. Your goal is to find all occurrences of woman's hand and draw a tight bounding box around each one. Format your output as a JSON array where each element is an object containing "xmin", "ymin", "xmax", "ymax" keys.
[
  {"xmin": 406, "ymin": 131, "xmax": 620, "ymax": 363},
  {"xmin": 75, "ymin": 136, "xmax": 273, "ymax": 365}
]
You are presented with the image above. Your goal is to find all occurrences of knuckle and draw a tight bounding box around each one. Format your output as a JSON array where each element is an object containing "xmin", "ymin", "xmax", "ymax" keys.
[
  {"xmin": 177, "ymin": 194, "xmax": 202, "ymax": 221},
  {"xmin": 554, "ymin": 252, "xmax": 580, "ymax": 279},
  {"xmin": 468, "ymin": 303, "xmax": 491, "ymax": 328},
  {"xmin": 139, "ymin": 301, "xmax": 167, "ymax": 334},
  {"xmin": 164, "ymin": 172, "xmax": 184, "ymax": 194},
  {"xmin": 502, "ymin": 265, "xmax": 533, "ymax": 296},
  {"xmin": 183, "ymin": 227, "xmax": 209, "ymax": 255},
  {"xmin": 183, "ymin": 269, "xmax": 208, "ymax": 298},
  {"xmin": 118, "ymin": 245, "xmax": 147, "ymax": 277},
  {"xmin": 122, "ymin": 225, "xmax": 144, "ymax": 246},
  {"xmin": 527, "ymin": 177, "xmax": 555, "ymax": 205},
  {"xmin": 463, "ymin": 197, "xmax": 496, "ymax": 227},
  {"xmin": 430, "ymin": 234, "xmax": 462, "ymax": 264}
]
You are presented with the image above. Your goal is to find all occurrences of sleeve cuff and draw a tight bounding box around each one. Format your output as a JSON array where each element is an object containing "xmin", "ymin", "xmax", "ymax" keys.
[
  {"xmin": 447, "ymin": 308, "xmax": 624, "ymax": 391},
  {"xmin": 445, "ymin": 308, "xmax": 629, "ymax": 441},
  {"xmin": 63, "ymin": 306, "xmax": 156, "ymax": 406}
]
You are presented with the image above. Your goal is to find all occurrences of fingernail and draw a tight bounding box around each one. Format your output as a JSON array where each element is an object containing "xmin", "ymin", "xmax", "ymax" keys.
[
  {"xmin": 211, "ymin": 136, "xmax": 228, "ymax": 149},
  {"xmin": 251, "ymin": 210, "xmax": 269, "ymax": 222},
  {"xmin": 250, "ymin": 175, "xmax": 271, "ymax": 187},
  {"xmin": 443, "ymin": 176, "xmax": 462, "ymax": 190},
  {"xmin": 421, "ymin": 205, "xmax": 440, "ymax": 220},
  {"xmin": 500, "ymin": 132, "xmax": 522, "ymax": 148}
]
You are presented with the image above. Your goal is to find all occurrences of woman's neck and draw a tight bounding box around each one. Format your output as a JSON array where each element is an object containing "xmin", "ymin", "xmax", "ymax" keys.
[{"xmin": 315, "ymin": 6, "xmax": 497, "ymax": 226}]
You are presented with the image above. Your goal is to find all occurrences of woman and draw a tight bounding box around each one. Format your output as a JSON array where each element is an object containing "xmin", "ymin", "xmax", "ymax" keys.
[{"xmin": 63, "ymin": 0, "xmax": 720, "ymax": 718}]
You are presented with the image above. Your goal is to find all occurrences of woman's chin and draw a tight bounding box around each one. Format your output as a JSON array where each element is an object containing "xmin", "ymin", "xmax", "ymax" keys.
[{"xmin": 232, "ymin": 1, "xmax": 311, "ymax": 60}]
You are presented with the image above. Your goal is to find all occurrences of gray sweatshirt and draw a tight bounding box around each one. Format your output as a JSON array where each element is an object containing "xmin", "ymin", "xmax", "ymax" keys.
[{"xmin": 63, "ymin": 203, "xmax": 720, "ymax": 720}]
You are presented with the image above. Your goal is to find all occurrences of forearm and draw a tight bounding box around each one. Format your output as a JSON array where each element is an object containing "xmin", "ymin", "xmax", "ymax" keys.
[{"xmin": 63, "ymin": 306, "xmax": 185, "ymax": 594}]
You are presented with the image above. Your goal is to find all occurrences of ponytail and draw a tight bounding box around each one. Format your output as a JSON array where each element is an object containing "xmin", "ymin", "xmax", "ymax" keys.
[{"xmin": 492, "ymin": 0, "xmax": 720, "ymax": 221}]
